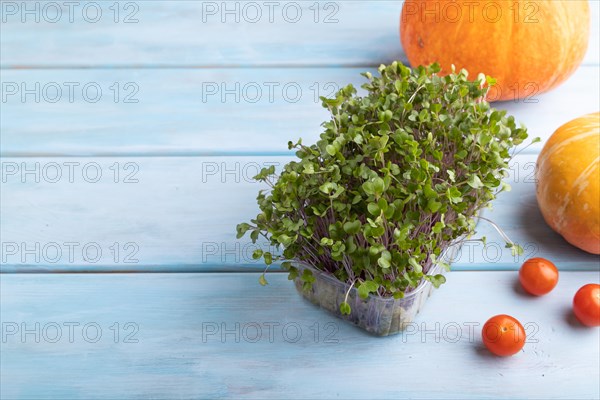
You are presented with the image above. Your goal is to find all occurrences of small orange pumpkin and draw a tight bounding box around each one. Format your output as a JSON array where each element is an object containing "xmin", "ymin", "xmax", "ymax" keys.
[
  {"xmin": 536, "ymin": 112, "xmax": 600, "ymax": 254},
  {"xmin": 400, "ymin": 0, "xmax": 590, "ymax": 101}
]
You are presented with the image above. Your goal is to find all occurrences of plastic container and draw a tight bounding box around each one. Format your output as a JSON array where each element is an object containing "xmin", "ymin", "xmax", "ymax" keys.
[{"xmin": 293, "ymin": 243, "xmax": 462, "ymax": 336}]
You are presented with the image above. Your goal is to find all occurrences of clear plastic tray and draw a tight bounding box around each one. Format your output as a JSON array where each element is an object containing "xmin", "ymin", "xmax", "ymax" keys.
[{"xmin": 293, "ymin": 244, "xmax": 461, "ymax": 336}]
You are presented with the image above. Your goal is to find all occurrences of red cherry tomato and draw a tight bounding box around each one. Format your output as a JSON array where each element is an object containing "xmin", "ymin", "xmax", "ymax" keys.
[
  {"xmin": 573, "ymin": 284, "xmax": 600, "ymax": 327},
  {"xmin": 519, "ymin": 257, "xmax": 559, "ymax": 296},
  {"xmin": 482, "ymin": 314, "xmax": 526, "ymax": 356}
]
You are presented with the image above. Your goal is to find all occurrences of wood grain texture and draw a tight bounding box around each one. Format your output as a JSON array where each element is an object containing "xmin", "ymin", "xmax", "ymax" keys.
[
  {"xmin": 1, "ymin": 0, "xmax": 598, "ymax": 68},
  {"xmin": 0, "ymin": 0, "xmax": 407, "ymax": 68},
  {"xmin": 0, "ymin": 68, "xmax": 365, "ymax": 156},
  {"xmin": 2, "ymin": 154, "xmax": 599, "ymax": 272},
  {"xmin": 0, "ymin": 156, "xmax": 290, "ymax": 272},
  {"xmin": 1, "ymin": 65, "xmax": 599, "ymax": 157},
  {"xmin": 1, "ymin": 272, "xmax": 599, "ymax": 399}
]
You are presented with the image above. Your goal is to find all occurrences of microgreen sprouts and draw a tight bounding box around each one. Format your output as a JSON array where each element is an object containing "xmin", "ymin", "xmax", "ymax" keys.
[{"xmin": 237, "ymin": 62, "xmax": 529, "ymax": 313}]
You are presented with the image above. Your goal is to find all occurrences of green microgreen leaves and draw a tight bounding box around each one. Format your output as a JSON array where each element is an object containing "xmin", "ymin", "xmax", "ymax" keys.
[
  {"xmin": 339, "ymin": 302, "xmax": 351, "ymax": 315},
  {"xmin": 236, "ymin": 61, "xmax": 529, "ymax": 314},
  {"xmin": 343, "ymin": 220, "xmax": 362, "ymax": 235},
  {"xmin": 357, "ymin": 280, "xmax": 380, "ymax": 299},
  {"xmin": 424, "ymin": 274, "xmax": 447, "ymax": 288}
]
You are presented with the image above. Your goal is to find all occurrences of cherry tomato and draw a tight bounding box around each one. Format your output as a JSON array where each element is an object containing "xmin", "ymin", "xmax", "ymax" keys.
[
  {"xmin": 519, "ymin": 257, "xmax": 559, "ymax": 296},
  {"xmin": 482, "ymin": 314, "xmax": 526, "ymax": 356},
  {"xmin": 573, "ymin": 284, "xmax": 600, "ymax": 327}
]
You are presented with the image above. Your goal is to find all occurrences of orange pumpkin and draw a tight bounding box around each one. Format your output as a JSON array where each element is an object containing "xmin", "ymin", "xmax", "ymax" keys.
[
  {"xmin": 400, "ymin": 0, "xmax": 590, "ymax": 101},
  {"xmin": 536, "ymin": 113, "xmax": 600, "ymax": 254}
]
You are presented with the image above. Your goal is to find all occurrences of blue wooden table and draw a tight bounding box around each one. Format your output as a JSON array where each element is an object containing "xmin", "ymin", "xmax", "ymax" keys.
[{"xmin": 1, "ymin": 1, "xmax": 599, "ymax": 398}]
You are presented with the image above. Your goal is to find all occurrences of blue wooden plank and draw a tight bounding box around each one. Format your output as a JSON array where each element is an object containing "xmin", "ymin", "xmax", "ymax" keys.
[
  {"xmin": 0, "ymin": 1, "xmax": 407, "ymax": 68},
  {"xmin": 1, "ymin": 0, "xmax": 598, "ymax": 68},
  {"xmin": 1, "ymin": 271, "xmax": 599, "ymax": 399},
  {"xmin": 0, "ymin": 156, "xmax": 290, "ymax": 272},
  {"xmin": 1, "ymin": 65, "xmax": 598, "ymax": 156},
  {"xmin": 2, "ymin": 154, "xmax": 598, "ymax": 272},
  {"xmin": 0, "ymin": 68, "xmax": 365, "ymax": 156}
]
